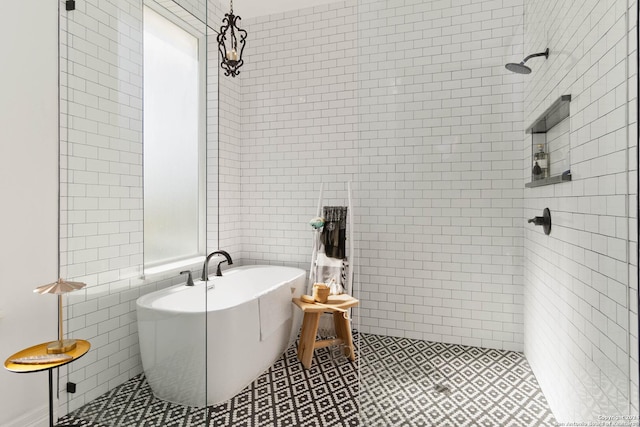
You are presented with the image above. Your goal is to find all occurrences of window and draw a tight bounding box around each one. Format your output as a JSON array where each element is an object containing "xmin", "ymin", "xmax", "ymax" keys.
[{"xmin": 143, "ymin": 6, "xmax": 205, "ymax": 269}]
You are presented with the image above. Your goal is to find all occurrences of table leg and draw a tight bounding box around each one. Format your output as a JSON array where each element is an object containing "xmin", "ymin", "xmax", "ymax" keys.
[{"xmin": 49, "ymin": 369, "xmax": 54, "ymax": 427}]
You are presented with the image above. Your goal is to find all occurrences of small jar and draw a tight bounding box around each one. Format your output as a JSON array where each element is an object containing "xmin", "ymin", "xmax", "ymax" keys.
[{"xmin": 312, "ymin": 283, "xmax": 330, "ymax": 303}]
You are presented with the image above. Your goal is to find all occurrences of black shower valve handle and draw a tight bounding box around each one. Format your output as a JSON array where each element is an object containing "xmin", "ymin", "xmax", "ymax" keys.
[
  {"xmin": 528, "ymin": 216, "xmax": 546, "ymax": 225},
  {"xmin": 528, "ymin": 208, "xmax": 552, "ymax": 235}
]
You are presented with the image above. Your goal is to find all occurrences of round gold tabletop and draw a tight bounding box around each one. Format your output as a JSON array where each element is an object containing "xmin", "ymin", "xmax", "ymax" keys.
[{"xmin": 4, "ymin": 340, "xmax": 90, "ymax": 374}]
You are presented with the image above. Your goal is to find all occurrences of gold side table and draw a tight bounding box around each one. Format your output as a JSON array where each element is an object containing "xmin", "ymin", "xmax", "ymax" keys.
[
  {"xmin": 5, "ymin": 340, "xmax": 90, "ymax": 427},
  {"xmin": 292, "ymin": 294, "xmax": 359, "ymax": 369}
]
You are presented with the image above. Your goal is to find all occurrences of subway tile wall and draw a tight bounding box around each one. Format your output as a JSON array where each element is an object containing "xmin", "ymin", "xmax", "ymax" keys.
[
  {"xmin": 238, "ymin": 1, "xmax": 359, "ymax": 269},
  {"xmin": 239, "ymin": 0, "xmax": 526, "ymax": 351},
  {"xmin": 57, "ymin": 0, "xmax": 639, "ymax": 420},
  {"xmin": 218, "ymin": 51, "xmax": 243, "ymax": 255},
  {"xmin": 59, "ymin": 0, "xmax": 144, "ymax": 411},
  {"xmin": 59, "ymin": 0, "xmax": 224, "ymax": 414},
  {"xmin": 356, "ymin": 0, "xmax": 525, "ymax": 349},
  {"xmin": 522, "ymin": 0, "xmax": 638, "ymax": 421}
]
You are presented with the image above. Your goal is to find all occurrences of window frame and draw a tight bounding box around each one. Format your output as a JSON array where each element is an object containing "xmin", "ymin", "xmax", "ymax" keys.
[{"xmin": 142, "ymin": 4, "xmax": 207, "ymax": 273}]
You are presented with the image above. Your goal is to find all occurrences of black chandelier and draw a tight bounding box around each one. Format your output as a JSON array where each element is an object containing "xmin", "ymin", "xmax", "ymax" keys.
[{"xmin": 217, "ymin": 0, "xmax": 247, "ymax": 77}]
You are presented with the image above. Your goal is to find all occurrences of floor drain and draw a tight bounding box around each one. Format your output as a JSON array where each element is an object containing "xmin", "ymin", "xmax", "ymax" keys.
[{"xmin": 434, "ymin": 384, "xmax": 452, "ymax": 395}]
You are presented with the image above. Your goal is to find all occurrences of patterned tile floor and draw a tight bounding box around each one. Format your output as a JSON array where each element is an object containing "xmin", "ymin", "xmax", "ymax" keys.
[
  {"xmin": 56, "ymin": 333, "xmax": 556, "ymax": 426},
  {"xmin": 359, "ymin": 334, "xmax": 556, "ymax": 426}
]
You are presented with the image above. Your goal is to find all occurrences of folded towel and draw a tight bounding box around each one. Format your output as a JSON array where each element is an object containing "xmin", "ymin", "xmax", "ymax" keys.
[
  {"xmin": 315, "ymin": 253, "xmax": 345, "ymax": 295},
  {"xmin": 258, "ymin": 285, "xmax": 293, "ymax": 341}
]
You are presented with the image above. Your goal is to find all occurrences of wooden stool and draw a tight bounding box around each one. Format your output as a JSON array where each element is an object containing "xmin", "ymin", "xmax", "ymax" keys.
[{"xmin": 292, "ymin": 294, "xmax": 359, "ymax": 369}]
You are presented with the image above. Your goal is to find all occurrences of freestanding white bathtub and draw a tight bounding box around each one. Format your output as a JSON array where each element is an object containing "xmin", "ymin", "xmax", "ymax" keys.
[{"xmin": 136, "ymin": 265, "xmax": 306, "ymax": 406}]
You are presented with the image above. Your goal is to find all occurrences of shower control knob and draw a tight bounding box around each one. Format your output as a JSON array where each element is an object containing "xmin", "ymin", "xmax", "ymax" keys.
[{"xmin": 527, "ymin": 208, "xmax": 551, "ymax": 235}]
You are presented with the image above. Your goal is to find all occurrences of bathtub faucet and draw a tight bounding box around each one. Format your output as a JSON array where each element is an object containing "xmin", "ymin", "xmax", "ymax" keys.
[
  {"xmin": 180, "ymin": 270, "xmax": 195, "ymax": 286},
  {"xmin": 202, "ymin": 250, "xmax": 234, "ymax": 281}
]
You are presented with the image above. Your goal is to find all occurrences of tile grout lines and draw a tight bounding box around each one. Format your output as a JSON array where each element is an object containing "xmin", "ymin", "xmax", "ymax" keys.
[{"xmin": 57, "ymin": 333, "xmax": 556, "ymax": 427}]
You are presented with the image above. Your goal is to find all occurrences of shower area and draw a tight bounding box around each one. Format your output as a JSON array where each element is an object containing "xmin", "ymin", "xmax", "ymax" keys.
[{"xmin": 56, "ymin": 0, "xmax": 638, "ymax": 425}]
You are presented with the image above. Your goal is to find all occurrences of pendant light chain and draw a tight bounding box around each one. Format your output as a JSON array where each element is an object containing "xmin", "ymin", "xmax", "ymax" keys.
[{"xmin": 230, "ymin": 0, "xmax": 236, "ymax": 51}]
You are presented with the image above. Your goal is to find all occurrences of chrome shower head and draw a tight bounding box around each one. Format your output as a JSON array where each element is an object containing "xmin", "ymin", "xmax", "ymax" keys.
[{"xmin": 505, "ymin": 48, "xmax": 549, "ymax": 74}]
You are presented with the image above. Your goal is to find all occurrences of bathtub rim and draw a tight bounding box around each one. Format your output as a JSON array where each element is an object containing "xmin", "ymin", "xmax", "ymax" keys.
[{"xmin": 136, "ymin": 264, "xmax": 306, "ymax": 314}]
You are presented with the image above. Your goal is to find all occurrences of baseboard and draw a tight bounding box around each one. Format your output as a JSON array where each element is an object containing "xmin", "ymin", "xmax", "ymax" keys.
[{"xmin": 3, "ymin": 403, "xmax": 50, "ymax": 427}]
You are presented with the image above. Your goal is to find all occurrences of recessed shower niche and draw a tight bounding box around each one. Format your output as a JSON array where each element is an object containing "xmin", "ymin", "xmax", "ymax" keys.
[{"xmin": 525, "ymin": 95, "xmax": 572, "ymax": 188}]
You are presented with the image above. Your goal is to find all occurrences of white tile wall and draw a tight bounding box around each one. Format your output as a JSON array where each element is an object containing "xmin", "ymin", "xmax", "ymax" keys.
[
  {"xmin": 218, "ymin": 45, "xmax": 243, "ymax": 256},
  {"xmin": 522, "ymin": 0, "xmax": 637, "ymax": 421},
  {"xmin": 59, "ymin": 0, "xmax": 144, "ymax": 411},
  {"xmin": 60, "ymin": 0, "xmax": 223, "ymax": 414},
  {"xmin": 207, "ymin": 5, "xmax": 221, "ymax": 253},
  {"xmin": 238, "ymin": 1, "xmax": 360, "ymax": 269},
  {"xmin": 57, "ymin": 0, "xmax": 638, "ymax": 421},
  {"xmin": 627, "ymin": 0, "xmax": 638, "ymax": 414},
  {"xmin": 238, "ymin": 0, "xmax": 526, "ymax": 351}
]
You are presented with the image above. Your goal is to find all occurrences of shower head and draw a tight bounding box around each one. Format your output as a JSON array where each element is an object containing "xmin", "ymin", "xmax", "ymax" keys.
[
  {"xmin": 505, "ymin": 62, "xmax": 531, "ymax": 74},
  {"xmin": 505, "ymin": 48, "xmax": 549, "ymax": 74}
]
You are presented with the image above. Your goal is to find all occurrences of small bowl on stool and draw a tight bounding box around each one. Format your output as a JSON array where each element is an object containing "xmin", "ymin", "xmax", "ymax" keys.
[{"xmin": 312, "ymin": 283, "xmax": 330, "ymax": 303}]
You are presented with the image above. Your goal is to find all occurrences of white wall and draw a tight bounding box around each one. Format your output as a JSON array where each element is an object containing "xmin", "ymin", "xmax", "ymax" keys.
[
  {"xmin": 59, "ymin": 0, "xmax": 223, "ymax": 413},
  {"xmin": 238, "ymin": 0, "xmax": 360, "ymax": 270},
  {"xmin": 234, "ymin": 0, "xmax": 340, "ymax": 19},
  {"xmin": 218, "ymin": 41, "xmax": 243, "ymax": 255},
  {"xmin": 58, "ymin": 0, "xmax": 145, "ymax": 411},
  {"xmin": 356, "ymin": 0, "xmax": 525, "ymax": 350},
  {"xmin": 5, "ymin": 0, "xmax": 637, "ymax": 424},
  {"xmin": 523, "ymin": 0, "xmax": 638, "ymax": 421},
  {"xmin": 0, "ymin": 1, "xmax": 59, "ymax": 426},
  {"xmin": 238, "ymin": 0, "xmax": 527, "ymax": 351}
]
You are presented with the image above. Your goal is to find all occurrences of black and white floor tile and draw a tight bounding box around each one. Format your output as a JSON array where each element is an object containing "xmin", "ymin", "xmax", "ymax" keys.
[
  {"xmin": 56, "ymin": 333, "xmax": 556, "ymax": 427},
  {"xmin": 57, "ymin": 340, "xmax": 358, "ymax": 427},
  {"xmin": 359, "ymin": 334, "xmax": 556, "ymax": 426}
]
